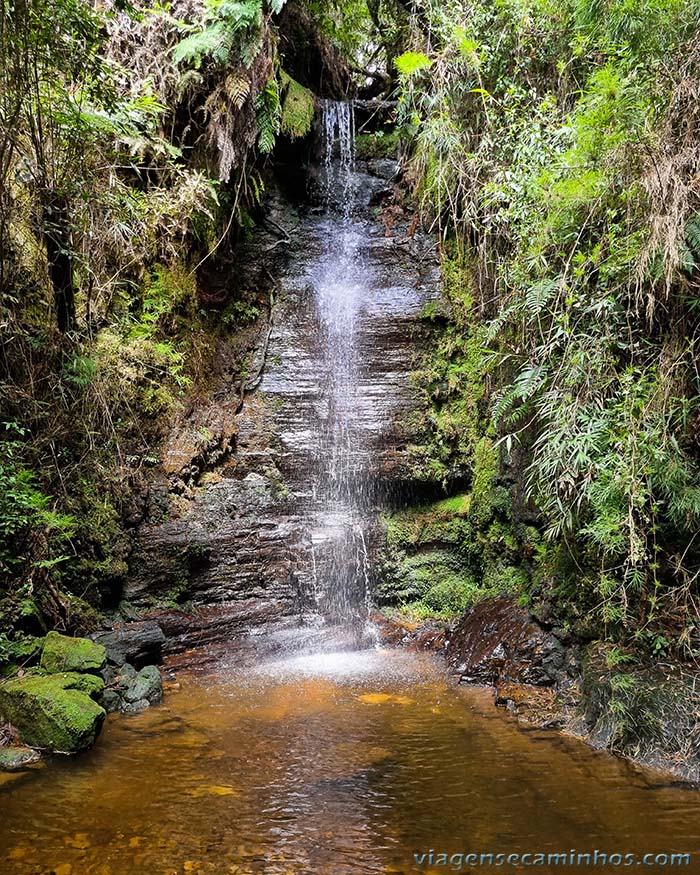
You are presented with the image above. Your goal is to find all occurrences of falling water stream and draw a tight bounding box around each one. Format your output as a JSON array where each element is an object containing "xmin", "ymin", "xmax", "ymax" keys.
[
  {"xmin": 310, "ymin": 101, "xmax": 373, "ymax": 626},
  {"xmin": 1, "ymin": 104, "xmax": 699, "ymax": 875}
]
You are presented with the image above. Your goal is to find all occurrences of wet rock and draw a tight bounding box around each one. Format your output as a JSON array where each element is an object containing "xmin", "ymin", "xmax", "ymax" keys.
[
  {"xmin": 366, "ymin": 158, "xmax": 400, "ymax": 180},
  {"xmin": 102, "ymin": 689, "xmax": 122, "ymax": 714},
  {"xmin": 446, "ymin": 596, "xmax": 571, "ymax": 687},
  {"xmin": 0, "ymin": 673, "xmax": 105, "ymax": 753},
  {"xmin": 373, "ymin": 613, "xmax": 446, "ymax": 651},
  {"xmin": 494, "ymin": 682, "xmax": 576, "ymax": 729},
  {"xmin": 127, "ymin": 168, "xmax": 441, "ymax": 648},
  {"xmin": 91, "ymin": 621, "xmax": 166, "ymax": 669},
  {"xmin": 122, "ymin": 698, "xmax": 150, "ymax": 714},
  {"xmin": 102, "ymin": 662, "xmax": 163, "ymax": 712},
  {"xmin": 0, "ymin": 746, "xmax": 42, "ymax": 770},
  {"xmin": 40, "ymin": 632, "xmax": 106, "ymax": 675},
  {"xmin": 124, "ymin": 665, "xmax": 163, "ymax": 705}
]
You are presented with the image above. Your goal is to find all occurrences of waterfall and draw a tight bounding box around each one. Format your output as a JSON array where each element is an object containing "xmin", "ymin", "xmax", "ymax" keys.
[
  {"xmin": 322, "ymin": 100, "xmax": 355, "ymax": 210},
  {"xmin": 311, "ymin": 100, "xmax": 373, "ymax": 627}
]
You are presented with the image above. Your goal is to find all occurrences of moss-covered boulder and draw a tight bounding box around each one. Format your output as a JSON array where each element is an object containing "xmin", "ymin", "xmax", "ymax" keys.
[
  {"xmin": 0, "ymin": 672, "xmax": 106, "ymax": 753},
  {"xmin": 40, "ymin": 631, "xmax": 106, "ymax": 675}
]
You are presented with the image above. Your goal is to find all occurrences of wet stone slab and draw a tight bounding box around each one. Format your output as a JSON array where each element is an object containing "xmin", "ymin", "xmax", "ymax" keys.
[{"xmin": 125, "ymin": 164, "xmax": 441, "ymax": 648}]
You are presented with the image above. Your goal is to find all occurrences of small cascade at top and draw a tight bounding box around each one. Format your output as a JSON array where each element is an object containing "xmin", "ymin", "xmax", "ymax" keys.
[
  {"xmin": 310, "ymin": 100, "xmax": 374, "ymax": 628},
  {"xmin": 322, "ymin": 100, "xmax": 356, "ymax": 212}
]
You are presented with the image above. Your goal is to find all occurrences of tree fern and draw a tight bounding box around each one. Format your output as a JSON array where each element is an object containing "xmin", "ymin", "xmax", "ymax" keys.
[{"xmin": 172, "ymin": 0, "xmax": 263, "ymax": 69}]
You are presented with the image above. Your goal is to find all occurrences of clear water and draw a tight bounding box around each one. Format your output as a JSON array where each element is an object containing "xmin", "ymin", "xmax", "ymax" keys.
[{"xmin": 1, "ymin": 647, "xmax": 698, "ymax": 875}]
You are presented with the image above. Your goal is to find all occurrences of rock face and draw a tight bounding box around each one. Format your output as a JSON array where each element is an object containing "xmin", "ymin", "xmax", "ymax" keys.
[
  {"xmin": 446, "ymin": 596, "xmax": 572, "ymax": 687},
  {"xmin": 91, "ymin": 621, "xmax": 165, "ymax": 669},
  {"xmin": 125, "ymin": 157, "xmax": 440, "ymax": 650},
  {"xmin": 0, "ymin": 673, "xmax": 105, "ymax": 753},
  {"xmin": 40, "ymin": 631, "xmax": 106, "ymax": 674}
]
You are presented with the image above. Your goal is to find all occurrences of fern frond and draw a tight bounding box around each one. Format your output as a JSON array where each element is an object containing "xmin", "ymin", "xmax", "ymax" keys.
[{"xmin": 224, "ymin": 74, "xmax": 251, "ymax": 109}]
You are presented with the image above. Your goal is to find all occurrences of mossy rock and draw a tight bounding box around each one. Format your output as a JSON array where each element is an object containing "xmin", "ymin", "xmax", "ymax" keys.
[
  {"xmin": 0, "ymin": 672, "xmax": 106, "ymax": 753},
  {"xmin": 40, "ymin": 631, "xmax": 106, "ymax": 675},
  {"xmin": 355, "ymin": 130, "xmax": 401, "ymax": 160},
  {"xmin": 280, "ymin": 71, "xmax": 315, "ymax": 139}
]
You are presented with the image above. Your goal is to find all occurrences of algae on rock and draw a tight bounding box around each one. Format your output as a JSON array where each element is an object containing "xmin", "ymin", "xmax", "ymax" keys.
[
  {"xmin": 0, "ymin": 672, "xmax": 106, "ymax": 753},
  {"xmin": 40, "ymin": 631, "xmax": 107, "ymax": 675}
]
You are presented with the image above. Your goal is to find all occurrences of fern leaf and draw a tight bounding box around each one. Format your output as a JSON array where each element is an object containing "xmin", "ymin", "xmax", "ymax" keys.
[
  {"xmin": 224, "ymin": 74, "xmax": 251, "ymax": 109},
  {"xmin": 525, "ymin": 277, "xmax": 559, "ymax": 315}
]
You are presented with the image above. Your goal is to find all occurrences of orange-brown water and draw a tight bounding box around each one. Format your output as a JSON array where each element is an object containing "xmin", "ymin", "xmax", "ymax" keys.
[{"xmin": 0, "ymin": 647, "xmax": 698, "ymax": 875}]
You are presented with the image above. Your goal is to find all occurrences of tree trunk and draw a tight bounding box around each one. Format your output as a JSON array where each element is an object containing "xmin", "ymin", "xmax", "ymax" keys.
[{"xmin": 42, "ymin": 193, "xmax": 75, "ymax": 333}]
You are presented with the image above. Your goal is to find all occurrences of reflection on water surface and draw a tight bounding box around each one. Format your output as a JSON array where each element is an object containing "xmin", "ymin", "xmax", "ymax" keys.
[{"xmin": 1, "ymin": 647, "xmax": 698, "ymax": 875}]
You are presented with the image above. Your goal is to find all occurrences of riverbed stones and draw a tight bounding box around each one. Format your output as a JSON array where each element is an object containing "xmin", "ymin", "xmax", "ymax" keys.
[
  {"xmin": 40, "ymin": 632, "xmax": 106, "ymax": 675},
  {"xmin": 0, "ymin": 746, "xmax": 42, "ymax": 770},
  {"xmin": 101, "ymin": 662, "xmax": 163, "ymax": 713},
  {"xmin": 0, "ymin": 673, "xmax": 105, "ymax": 753},
  {"xmin": 124, "ymin": 665, "xmax": 163, "ymax": 704}
]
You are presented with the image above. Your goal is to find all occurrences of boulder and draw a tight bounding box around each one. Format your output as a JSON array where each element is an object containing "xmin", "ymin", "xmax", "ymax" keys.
[
  {"xmin": 0, "ymin": 673, "xmax": 106, "ymax": 753},
  {"xmin": 446, "ymin": 596, "xmax": 570, "ymax": 687},
  {"xmin": 91, "ymin": 621, "xmax": 165, "ymax": 669},
  {"xmin": 124, "ymin": 665, "xmax": 163, "ymax": 705},
  {"xmin": 40, "ymin": 632, "xmax": 106, "ymax": 675}
]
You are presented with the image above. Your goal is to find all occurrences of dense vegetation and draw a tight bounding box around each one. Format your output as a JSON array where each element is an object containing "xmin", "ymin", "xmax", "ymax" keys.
[
  {"xmin": 2, "ymin": 0, "xmax": 700, "ymax": 666},
  {"xmin": 382, "ymin": 0, "xmax": 700, "ymax": 660},
  {"xmin": 0, "ymin": 0, "xmax": 318, "ymax": 651}
]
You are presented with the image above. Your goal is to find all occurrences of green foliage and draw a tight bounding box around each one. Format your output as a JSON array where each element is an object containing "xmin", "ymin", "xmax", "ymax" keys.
[
  {"xmin": 172, "ymin": 0, "xmax": 264, "ymax": 69},
  {"xmin": 355, "ymin": 130, "xmax": 401, "ymax": 161},
  {"xmin": 397, "ymin": 0, "xmax": 700, "ymax": 649},
  {"xmin": 394, "ymin": 51, "xmax": 432, "ymax": 78},
  {"xmin": 0, "ymin": 442, "xmax": 74, "ymax": 578},
  {"xmin": 255, "ymin": 77, "xmax": 281, "ymax": 154}
]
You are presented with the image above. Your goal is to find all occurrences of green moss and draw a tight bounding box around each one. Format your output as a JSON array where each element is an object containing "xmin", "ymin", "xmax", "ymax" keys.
[
  {"xmin": 355, "ymin": 130, "xmax": 401, "ymax": 161},
  {"xmin": 40, "ymin": 631, "xmax": 106, "ymax": 674},
  {"xmin": 280, "ymin": 71, "xmax": 315, "ymax": 140},
  {"xmin": 0, "ymin": 672, "xmax": 105, "ymax": 752},
  {"xmin": 0, "ymin": 633, "xmax": 44, "ymax": 677}
]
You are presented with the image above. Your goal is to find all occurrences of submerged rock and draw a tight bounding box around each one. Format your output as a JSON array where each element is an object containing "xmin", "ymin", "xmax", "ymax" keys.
[
  {"xmin": 0, "ymin": 746, "xmax": 42, "ymax": 770},
  {"xmin": 122, "ymin": 698, "xmax": 150, "ymax": 714},
  {"xmin": 40, "ymin": 632, "xmax": 106, "ymax": 675},
  {"xmin": 0, "ymin": 673, "xmax": 105, "ymax": 753}
]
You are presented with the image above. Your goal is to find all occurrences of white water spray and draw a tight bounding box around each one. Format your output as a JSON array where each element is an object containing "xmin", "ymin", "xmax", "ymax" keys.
[{"xmin": 311, "ymin": 101, "xmax": 374, "ymax": 627}]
